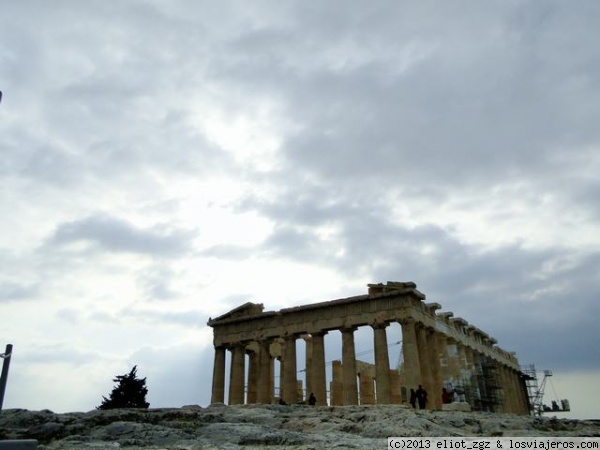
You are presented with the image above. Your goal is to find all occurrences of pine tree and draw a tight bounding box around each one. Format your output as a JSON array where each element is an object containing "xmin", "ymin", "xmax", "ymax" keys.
[{"xmin": 97, "ymin": 365, "xmax": 150, "ymax": 409}]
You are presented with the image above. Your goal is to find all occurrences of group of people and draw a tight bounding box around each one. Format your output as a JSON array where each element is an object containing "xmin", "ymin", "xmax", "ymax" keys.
[
  {"xmin": 409, "ymin": 385, "xmax": 428, "ymax": 409},
  {"xmin": 302, "ymin": 385, "xmax": 456, "ymax": 409},
  {"xmin": 409, "ymin": 385, "xmax": 460, "ymax": 409}
]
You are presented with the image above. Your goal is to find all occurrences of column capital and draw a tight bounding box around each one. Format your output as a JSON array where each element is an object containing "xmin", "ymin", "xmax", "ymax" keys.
[
  {"xmin": 311, "ymin": 330, "xmax": 328, "ymax": 337},
  {"xmin": 414, "ymin": 321, "xmax": 429, "ymax": 331},
  {"xmin": 227, "ymin": 341, "xmax": 248, "ymax": 350},
  {"xmin": 424, "ymin": 325, "xmax": 437, "ymax": 335},
  {"xmin": 370, "ymin": 320, "xmax": 388, "ymax": 330},
  {"xmin": 340, "ymin": 326, "xmax": 358, "ymax": 333},
  {"xmin": 397, "ymin": 317, "xmax": 416, "ymax": 326}
]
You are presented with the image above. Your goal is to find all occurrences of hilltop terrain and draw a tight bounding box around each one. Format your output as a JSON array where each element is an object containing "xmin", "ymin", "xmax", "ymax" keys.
[{"xmin": 1, "ymin": 404, "xmax": 599, "ymax": 449}]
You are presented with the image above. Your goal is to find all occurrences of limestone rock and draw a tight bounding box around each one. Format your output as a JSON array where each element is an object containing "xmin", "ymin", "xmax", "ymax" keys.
[
  {"xmin": 0, "ymin": 405, "xmax": 598, "ymax": 449},
  {"xmin": 442, "ymin": 402, "xmax": 472, "ymax": 412}
]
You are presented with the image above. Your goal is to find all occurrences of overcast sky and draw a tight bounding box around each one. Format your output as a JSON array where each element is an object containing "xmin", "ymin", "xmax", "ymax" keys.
[{"xmin": 1, "ymin": 1, "xmax": 599, "ymax": 419}]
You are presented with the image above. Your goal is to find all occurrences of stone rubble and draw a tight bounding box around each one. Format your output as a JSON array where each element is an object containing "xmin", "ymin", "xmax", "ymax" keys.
[{"xmin": 0, "ymin": 404, "xmax": 598, "ymax": 450}]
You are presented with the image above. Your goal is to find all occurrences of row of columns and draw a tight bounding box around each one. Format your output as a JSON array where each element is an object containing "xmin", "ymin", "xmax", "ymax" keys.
[{"xmin": 210, "ymin": 320, "xmax": 529, "ymax": 414}]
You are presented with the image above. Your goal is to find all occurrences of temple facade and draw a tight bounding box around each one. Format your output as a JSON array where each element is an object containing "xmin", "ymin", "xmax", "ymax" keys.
[{"xmin": 207, "ymin": 281, "xmax": 531, "ymax": 414}]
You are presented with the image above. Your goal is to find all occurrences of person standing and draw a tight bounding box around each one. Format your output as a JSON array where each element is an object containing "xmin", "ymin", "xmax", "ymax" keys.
[
  {"xmin": 409, "ymin": 388, "xmax": 417, "ymax": 408},
  {"xmin": 442, "ymin": 387, "xmax": 453, "ymax": 404},
  {"xmin": 416, "ymin": 384, "xmax": 428, "ymax": 410}
]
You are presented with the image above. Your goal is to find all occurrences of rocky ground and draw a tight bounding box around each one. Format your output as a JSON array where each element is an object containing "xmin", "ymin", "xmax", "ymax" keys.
[{"xmin": 1, "ymin": 404, "xmax": 599, "ymax": 450}]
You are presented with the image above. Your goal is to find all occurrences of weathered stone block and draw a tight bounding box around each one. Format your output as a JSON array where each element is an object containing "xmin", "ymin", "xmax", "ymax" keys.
[{"xmin": 442, "ymin": 402, "xmax": 472, "ymax": 412}]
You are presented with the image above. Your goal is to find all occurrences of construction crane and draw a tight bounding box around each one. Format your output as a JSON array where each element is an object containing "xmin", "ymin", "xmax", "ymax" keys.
[{"xmin": 521, "ymin": 364, "xmax": 570, "ymax": 416}]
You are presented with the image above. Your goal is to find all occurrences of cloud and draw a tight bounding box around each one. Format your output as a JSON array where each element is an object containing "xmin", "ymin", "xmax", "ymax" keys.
[
  {"xmin": 0, "ymin": 281, "xmax": 39, "ymax": 302},
  {"xmin": 46, "ymin": 213, "xmax": 194, "ymax": 257},
  {"xmin": 137, "ymin": 264, "xmax": 181, "ymax": 301},
  {"xmin": 236, "ymin": 181, "xmax": 600, "ymax": 373},
  {"xmin": 88, "ymin": 306, "xmax": 208, "ymax": 329},
  {"xmin": 210, "ymin": 1, "xmax": 600, "ymax": 199},
  {"xmin": 16, "ymin": 342, "xmax": 112, "ymax": 367},
  {"xmin": 1, "ymin": 0, "xmax": 599, "ymax": 418},
  {"xmin": 129, "ymin": 341, "xmax": 214, "ymax": 408}
]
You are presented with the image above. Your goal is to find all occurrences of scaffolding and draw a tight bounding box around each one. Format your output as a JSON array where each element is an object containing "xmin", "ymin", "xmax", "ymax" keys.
[
  {"xmin": 460, "ymin": 356, "xmax": 502, "ymax": 412},
  {"xmin": 521, "ymin": 364, "xmax": 570, "ymax": 416},
  {"xmin": 479, "ymin": 360, "xmax": 502, "ymax": 412}
]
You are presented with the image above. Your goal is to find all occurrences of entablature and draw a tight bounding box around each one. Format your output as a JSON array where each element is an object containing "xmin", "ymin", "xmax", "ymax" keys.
[{"xmin": 208, "ymin": 281, "xmax": 520, "ymax": 370}]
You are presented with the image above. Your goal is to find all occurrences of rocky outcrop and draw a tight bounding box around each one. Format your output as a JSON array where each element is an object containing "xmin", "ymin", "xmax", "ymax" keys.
[{"xmin": 1, "ymin": 404, "xmax": 598, "ymax": 449}]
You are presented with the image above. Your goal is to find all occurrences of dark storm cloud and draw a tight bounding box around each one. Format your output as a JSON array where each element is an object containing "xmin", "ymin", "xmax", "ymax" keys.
[
  {"xmin": 47, "ymin": 214, "xmax": 193, "ymax": 257},
  {"xmin": 236, "ymin": 181, "xmax": 600, "ymax": 372},
  {"xmin": 206, "ymin": 0, "xmax": 600, "ymax": 377},
  {"xmin": 210, "ymin": 1, "xmax": 600, "ymax": 200},
  {"xmin": 387, "ymin": 244, "xmax": 600, "ymax": 372},
  {"xmin": 237, "ymin": 185, "xmax": 461, "ymax": 275},
  {"xmin": 462, "ymin": 251, "xmax": 600, "ymax": 371}
]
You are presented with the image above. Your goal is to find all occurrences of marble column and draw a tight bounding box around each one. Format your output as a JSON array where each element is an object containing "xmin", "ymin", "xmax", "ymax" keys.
[
  {"xmin": 400, "ymin": 319, "xmax": 422, "ymax": 391},
  {"xmin": 282, "ymin": 335, "xmax": 298, "ymax": 404},
  {"xmin": 359, "ymin": 373, "xmax": 375, "ymax": 404},
  {"xmin": 426, "ymin": 329, "xmax": 442, "ymax": 409},
  {"xmin": 512, "ymin": 370, "xmax": 523, "ymax": 414},
  {"xmin": 445, "ymin": 338, "xmax": 460, "ymax": 388},
  {"xmin": 464, "ymin": 346, "xmax": 479, "ymax": 405},
  {"xmin": 518, "ymin": 373, "xmax": 531, "ymax": 415},
  {"xmin": 269, "ymin": 353, "xmax": 275, "ymax": 403},
  {"xmin": 511, "ymin": 368, "xmax": 526, "ymax": 415},
  {"xmin": 330, "ymin": 360, "xmax": 343, "ymax": 405},
  {"xmin": 211, "ymin": 346, "xmax": 226, "ymax": 404},
  {"xmin": 311, "ymin": 332, "xmax": 328, "ymax": 406},
  {"xmin": 436, "ymin": 332, "xmax": 449, "ymax": 386},
  {"xmin": 497, "ymin": 365, "xmax": 508, "ymax": 413},
  {"xmin": 505, "ymin": 368, "xmax": 515, "ymax": 414},
  {"xmin": 247, "ymin": 350, "xmax": 258, "ymax": 404},
  {"xmin": 457, "ymin": 344, "xmax": 468, "ymax": 380},
  {"xmin": 228, "ymin": 344, "xmax": 245, "ymax": 405},
  {"xmin": 303, "ymin": 336, "xmax": 313, "ymax": 401},
  {"xmin": 256, "ymin": 340, "xmax": 271, "ymax": 404},
  {"xmin": 341, "ymin": 327, "xmax": 359, "ymax": 405},
  {"xmin": 508, "ymin": 368, "xmax": 523, "ymax": 414},
  {"xmin": 416, "ymin": 324, "xmax": 433, "ymax": 408},
  {"xmin": 489, "ymin": 360, "xmax": 503, "ymax": 413},
  {"xmin": 475, "ymin": 353, "xmax": 490, "ymax": 411},
  {"xmin": 373, "ymin": 323, "xmax": 391, "ymax": 404}
]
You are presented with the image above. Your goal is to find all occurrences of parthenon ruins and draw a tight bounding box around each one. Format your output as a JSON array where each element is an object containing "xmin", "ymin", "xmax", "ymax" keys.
[{"xmin": 208, "ymin": 281, "xmax": 531, "ymax": 414}]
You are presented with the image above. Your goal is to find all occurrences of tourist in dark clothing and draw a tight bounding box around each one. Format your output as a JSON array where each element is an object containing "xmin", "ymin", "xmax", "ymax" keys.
[
  {"xmin": 442, "ymin": 387, "xmax": 453, "ymax": 404},
  {"xmin": 409, "ymin": 388, "xmax": 417, "ymax": 408},
  {"xmin": 416, "ymin": 384, "xmax": 428, "ymax": 409},
  {"xmin": 308, "ymin": 392, "xmax": 316, "ymax": 406}
]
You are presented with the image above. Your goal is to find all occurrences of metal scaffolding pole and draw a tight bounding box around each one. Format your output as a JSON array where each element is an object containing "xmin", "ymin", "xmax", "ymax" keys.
[{"xmin": 0, "ymin": 343, "xmax": 13, "ymax": 413}]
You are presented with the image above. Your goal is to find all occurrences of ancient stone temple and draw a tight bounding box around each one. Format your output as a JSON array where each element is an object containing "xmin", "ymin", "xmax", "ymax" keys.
[{"xmin": 207, "ymin": 281, "xmax": 531, "ymax": 414}]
